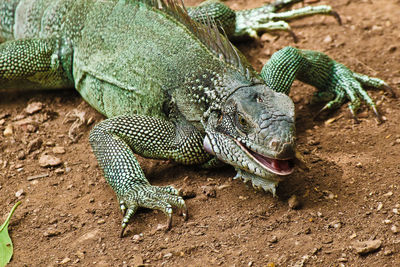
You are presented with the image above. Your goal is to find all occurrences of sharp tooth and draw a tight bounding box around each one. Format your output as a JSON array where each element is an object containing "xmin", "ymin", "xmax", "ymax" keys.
[{"xmin": 248, "ymin": 162, "xmax": 255, "ymax": 173}]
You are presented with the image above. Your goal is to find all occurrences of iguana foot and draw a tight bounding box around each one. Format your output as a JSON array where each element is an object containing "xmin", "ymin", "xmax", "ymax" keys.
[
  {"xmin": 260, "ymin": 47, "xmax": 392, "ymax": 123},
  {"xmin": 119, "ymin": 184, "xmax": 187, "ymax": 237},
  {"xmin": 311, "ymin": 66, "xmax": 392, "ymax": 123},
  {"xmin": 234, "ymin": 1, "xmax": 341, "ymax": 40}
]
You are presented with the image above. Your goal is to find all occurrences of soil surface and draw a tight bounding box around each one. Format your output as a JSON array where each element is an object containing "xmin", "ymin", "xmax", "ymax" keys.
[{"xmin": 1, "ymin": 0, "xmax": 400, "ymax": 266}]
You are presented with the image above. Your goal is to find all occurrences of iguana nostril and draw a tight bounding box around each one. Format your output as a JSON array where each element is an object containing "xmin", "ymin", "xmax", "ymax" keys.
[
  {"xmin": 277, "ymin": 143, "xmax": 295, "ymax": 159},
  {"xmin": 270, "ymin": 140, "xmax": 279, "ymax": 150}
]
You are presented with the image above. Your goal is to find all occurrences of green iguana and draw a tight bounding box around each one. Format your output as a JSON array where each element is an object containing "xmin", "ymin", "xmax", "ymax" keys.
[{"xmin": 0, "ymin": 0, "xmax": 393, "ymax": 236}]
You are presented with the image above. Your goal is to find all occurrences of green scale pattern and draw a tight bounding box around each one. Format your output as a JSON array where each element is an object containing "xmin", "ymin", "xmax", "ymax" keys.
[{"xmin": 0, "ymin": 0, "xmax": 392, "ymax": 236}]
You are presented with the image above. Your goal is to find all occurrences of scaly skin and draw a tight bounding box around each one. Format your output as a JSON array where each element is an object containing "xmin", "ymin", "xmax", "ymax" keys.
[{"xmin": 0, "ymin": 0, "xmax": 392, "ymax": 236}]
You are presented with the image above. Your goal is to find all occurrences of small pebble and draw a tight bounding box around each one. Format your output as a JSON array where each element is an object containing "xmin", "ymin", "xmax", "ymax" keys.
[
  {"xmin": 391, "ymin": 225, "xmax": 399, "ymax": 234},
  {"xmin": 43, "ymin": 228, "xmax": 61, "ymax": 237},
  {"xmin": 353, "ymin": 239, "xmax": 382, "ymax": 255},
  {"xmin": 52, "ymin": 146, "xmax": 66, "ymax": 154},
  {"xmin": 288, "ymin": 195, "xmax": 301, "ymax": 209},
  {"xmin": 163, "ymin": 252, "xmax": 173, "ymax": 259},
  {"xmin": 269, "ymin": 235, "xmax": 278, "ymax": 243},
  {"xmin": 3, "ymin": 125, "xmax": 13, "ymax": 136},
  {"xmin": 132, "ymin": 234, "xmax": 141, "ymax": 241},
  {"xmin": 15, "ymin": 189, "xmax": 25, "ymax": 198},
  {"xmin": 59, "ymin": 257, "xmax": 71, "ymax": 264},
  {"xmin": 383, "ymin": 191, "xmax": 393, "ymax": 197},
  {"xmin": 55, "ymin": 168, "xmax": 64, "ymax": 174},
  {"xmin": 13, "ymin": 114, "xmax": 25, "ymax": 121},
  {"xmin": 349, "ymin": 233, "xmax": 357, "ymax": 239},
  {"xmin": 179, "ymin": 185, "xmax": 196, "ymax": 199},
  {"xmin": 97, "ymin": 219, "xmax": 105, "ymax": 225},
  {"xmin": 201, "ymin": 185, "xmax": 216, "ymax": 198},
  {"xmin": 377, "ymin": 202, "xmax": 383, "ymax": 211},
  {"xmin": 323, "ymin": 35, "xmax": 333, "ymax": 43},
  {"xmin": 27, "ymin": 138, "xmax": 43, "ymax": 154},
  {"xmin": 25, "ymin": 124, "xmax": 37, "ymax": 133},
  {"xmin": 156, "ymin": 224, "xmax": 166, "ymax": 231},
  {"xmin": 39, "ymin": 154, "xmax": 62, "ymax": 167},
  {"xmin": 307, "ymin": 139, "xmax": 320, "ymax": 146},
  {"xmin": 322, "ymin": 236, "xmax": 333, "ymax": 244},
  {"xmin": 17, "ymin": 151, "xmax": 26, "ymax": 160},
  {"xmin": 25, "ymin": 102, "xmax": 43, "ymax": 114},
  {"xmin": 383, "ymin": 250, "xmax": 393, "ymax": 256},
  {"xmin": 76, "ymin": 251, "xmax": 85, "ymax": 259}
]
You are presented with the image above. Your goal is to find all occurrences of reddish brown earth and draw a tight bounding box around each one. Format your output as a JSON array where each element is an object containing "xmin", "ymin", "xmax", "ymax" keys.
[{"xmin": 1, "ymin": 0, "xmax": 400, "ymax": 266}]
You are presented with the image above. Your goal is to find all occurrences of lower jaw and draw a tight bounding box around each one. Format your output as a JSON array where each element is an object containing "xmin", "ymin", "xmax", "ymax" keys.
[{"xmin": 234, "ymin": 168, "xmax": 280, "ymax": 196}]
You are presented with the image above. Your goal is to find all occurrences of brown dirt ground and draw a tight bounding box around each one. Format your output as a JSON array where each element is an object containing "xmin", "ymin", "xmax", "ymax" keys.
[{"xmin": 1, "ymin": 0, "xmax": 400, "ymax": 266}]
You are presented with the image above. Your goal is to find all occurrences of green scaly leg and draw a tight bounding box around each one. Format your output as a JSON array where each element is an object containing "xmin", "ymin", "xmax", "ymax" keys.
[
  {"xmin": 260, "ymin": 46, "xmax": 393, "ymax": 122},
  {"xmin": 187, "ymin": 0, "xmax": 340, "ymax": 41},
  {"xmin": 0, "ymin": 38, "xmax": 73, "ymax": 90},
  {"xmin": 89, "ymin": 115, "xmax": 212, "ymax": 236}
]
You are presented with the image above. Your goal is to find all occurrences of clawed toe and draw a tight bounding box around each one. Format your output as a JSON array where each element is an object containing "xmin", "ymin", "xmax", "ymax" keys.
[{"xmin": 118, "ymin": 185, "xmax": 188, "ymax": 237}]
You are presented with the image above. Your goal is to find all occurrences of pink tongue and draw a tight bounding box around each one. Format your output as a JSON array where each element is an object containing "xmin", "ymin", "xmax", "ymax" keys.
[{"xmin": 272, "ymin": 159, "xmax": 289, "ymax": 172}]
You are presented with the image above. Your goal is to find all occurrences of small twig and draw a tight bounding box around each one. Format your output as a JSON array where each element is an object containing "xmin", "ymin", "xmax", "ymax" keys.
[{"xmin": 27, "ymin": 173, "xmax": 49, "ymax": 181}]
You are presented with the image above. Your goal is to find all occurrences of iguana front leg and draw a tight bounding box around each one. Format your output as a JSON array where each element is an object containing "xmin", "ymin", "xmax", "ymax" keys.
[
  {"xmin": 188, "ymin": 0, "xmax": 340, "ymax": 40},
  {"xmin": 89, "ymin": 115, "xmax": 212, "ymax": 237},
  {"xmin": 0, "ymin": 38, "xmax": 73, "ymax": 90},
  {"xmin": 260, "ymin": 46, "xmax": 393, "ymax": 121}
]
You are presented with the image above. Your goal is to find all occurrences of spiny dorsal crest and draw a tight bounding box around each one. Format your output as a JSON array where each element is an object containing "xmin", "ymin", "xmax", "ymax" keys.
[{"xmin": 141, "ymin": 0, "xmax": 251, "ymax": 77}]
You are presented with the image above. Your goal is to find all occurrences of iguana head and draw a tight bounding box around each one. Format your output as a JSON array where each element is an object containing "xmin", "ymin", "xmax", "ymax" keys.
[{"xmin": 203, "ymin": 84, "xmax": 296, "ymax": 195}]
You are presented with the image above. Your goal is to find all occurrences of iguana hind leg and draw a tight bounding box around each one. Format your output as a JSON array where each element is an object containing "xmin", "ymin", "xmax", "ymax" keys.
[
  {"xmin": 89, "ymin": 115, "xmax": 211, "ymax": 236},
  {"xmin": 188, "ymin": 0, "xmax": 340, "ymax": 41},
  {"xmin": 260, "ymin": 46, "xmax": 393, "ymax": 122}
]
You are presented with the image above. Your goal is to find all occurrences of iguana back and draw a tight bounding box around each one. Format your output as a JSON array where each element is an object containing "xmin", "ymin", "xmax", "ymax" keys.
[{"xmin": 1, "ymin": 0, "xmax": 248, "ymax": 120}]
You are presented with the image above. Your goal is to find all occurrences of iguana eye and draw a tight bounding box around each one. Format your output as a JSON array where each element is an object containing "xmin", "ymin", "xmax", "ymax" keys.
[
  {"xmin": 218, "ymin": 114, "xmax": 223, "ymax": 124},
  {"xmin": 236, "ymin": 113, "xmax": 249, "ymax": 132},
  {"xmin": 253, "ymin": 92, "xmax": 263, "ymax": 103}
]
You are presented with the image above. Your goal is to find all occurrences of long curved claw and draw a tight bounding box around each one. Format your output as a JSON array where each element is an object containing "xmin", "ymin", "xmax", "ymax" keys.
[
  {"xmin": 313, "ymin": 91, "xmax": 346, "ymax": 120},
  {"xmin": 371, "ymin": 105, "xmax": 383, "ymax": 124},
  {"xmin": 348, "ymin": 104, "xmax": 360, "ymax": 124},
  {"xmin": 120, "ymin": 206, "xmax": 137, "ymax": 238},
  {"xmin": 288, "ymin": 30, "xmax": 298, "ymax": 43},
  {"xmin": 330, "ymin": 10, "xmax": 342, "ymax": 25},
  {"xmin": 313, "ymin": 105, "xmax": 330, "ymax": 121},
  {"xmin": 166, "ymin": 215, "xmax": 172, "ymax": 231},
  {"xmin": 118, "ymin": 184, "xmax": 187, "ymax": 237},
  {"xmin": 180, "ymin": 205, "xmax": 189, "ymax": 221},
  {"xmin": 382, "ymin": 84, "xmax": 397, "ymax": 98},
  {"xmin": 119, "ymin": 200, "xmax": 127, "ymax": 216}
]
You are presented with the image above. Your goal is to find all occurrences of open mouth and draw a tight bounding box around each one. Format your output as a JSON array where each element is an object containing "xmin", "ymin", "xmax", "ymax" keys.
[{"xmin": 236, "ymin": 140, "xmax": 295, "ymax": 176}]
